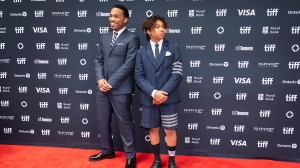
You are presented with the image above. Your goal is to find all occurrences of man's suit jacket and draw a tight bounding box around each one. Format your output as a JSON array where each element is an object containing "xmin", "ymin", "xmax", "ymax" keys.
[
  {"xmin": 94, "ymin": 29, "xmax": 140, "ymax": 95},
  {"xmin": 135, "ymin": 39, "xmax": 183, "ymax": 107}
]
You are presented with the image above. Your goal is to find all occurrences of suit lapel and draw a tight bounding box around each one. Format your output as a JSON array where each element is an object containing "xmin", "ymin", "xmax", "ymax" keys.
[
  {"xmin": 109, "ymin": 29, "xmax": 128, "ymax": 55},
  {"xmin": 145, "ymin": 42, "xmax": 157, "ymax": 68},
  {"xmin": 156, "ymin": 39, "xmax": 169, "ymax": 69}
]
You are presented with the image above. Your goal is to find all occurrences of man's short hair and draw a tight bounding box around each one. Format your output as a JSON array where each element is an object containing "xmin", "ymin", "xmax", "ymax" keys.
[{"xmin": 112, "ymin": 4, "xmax": 129, "ymax": 18}]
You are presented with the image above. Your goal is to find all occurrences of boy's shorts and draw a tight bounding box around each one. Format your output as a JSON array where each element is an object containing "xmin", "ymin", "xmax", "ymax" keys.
[{"xmin": 141, "ymin": 103, "xmax": 178, "ymax": 130}]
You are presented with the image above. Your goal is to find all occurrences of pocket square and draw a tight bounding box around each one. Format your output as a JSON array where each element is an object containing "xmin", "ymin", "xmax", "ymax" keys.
[
  {"xmin": 165, "ymin": 51, "xmax": 171, "ymax": 56},
  {"xmin": 117, "ymin": 43, "xmax": 124, "ymax": 45}
]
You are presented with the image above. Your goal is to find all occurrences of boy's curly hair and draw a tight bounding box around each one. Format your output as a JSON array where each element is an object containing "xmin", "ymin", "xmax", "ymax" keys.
[{"xmin": 142, "ymin": 15, "xmax": 168, "ymax": 40}]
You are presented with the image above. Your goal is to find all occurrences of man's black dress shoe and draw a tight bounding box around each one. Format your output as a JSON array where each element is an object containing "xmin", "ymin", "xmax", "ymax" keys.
[
  {"xmin": 150, "ymin": 160, "xmax": 162, "ymax": 168},
  {"xmin": 88, "ymin": 152, "xmax": 115, "ymax": 162},
  {"xmin": 168, "ymin": 162, "xmax": 177, "ymax": 168},
  {"xmin": 125, "ymin": 157, "xmax": 136, "ymax": 168}
]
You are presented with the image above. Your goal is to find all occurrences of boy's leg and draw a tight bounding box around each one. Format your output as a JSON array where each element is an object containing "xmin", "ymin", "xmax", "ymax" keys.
[
  {"xmin": 150, "ymin": 127, "xmax": 161, "ymax": 162},
  {"xmin": 164, "ymin": 129, "xmax": 177, "ymax": 165}
]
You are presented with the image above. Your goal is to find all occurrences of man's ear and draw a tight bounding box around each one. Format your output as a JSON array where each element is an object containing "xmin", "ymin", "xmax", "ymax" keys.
[{"xmin": 124, "ymin": 17, "xmax": 128, "ymax": 24}]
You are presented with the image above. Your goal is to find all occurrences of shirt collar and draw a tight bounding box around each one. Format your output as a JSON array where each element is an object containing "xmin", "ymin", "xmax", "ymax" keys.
[
  {"xmin": 113, "ymin": 26, "xmax": 126, "ymax": 37},
  {"xmin": 150, "ymin": 39, "xmax": 163, "ymax": 47}
]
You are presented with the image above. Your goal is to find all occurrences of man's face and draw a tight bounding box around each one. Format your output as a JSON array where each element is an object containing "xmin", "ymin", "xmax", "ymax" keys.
[
  {"xmin": 109, "ymin": 7, "xmax": 128, "ymax": 31},
  {"xmin": 147, "ymin": 20, "xmax": 166, "ymax": 43}
]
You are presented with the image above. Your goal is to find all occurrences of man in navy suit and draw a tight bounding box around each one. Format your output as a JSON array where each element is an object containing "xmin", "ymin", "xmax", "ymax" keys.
[
  {"xmin": 89, "ymin": 4, "xmax": 140, "ymax": 168},
  {"xmin": 135, "ymin": 15, "xmax": 183, "ymax": 168}
]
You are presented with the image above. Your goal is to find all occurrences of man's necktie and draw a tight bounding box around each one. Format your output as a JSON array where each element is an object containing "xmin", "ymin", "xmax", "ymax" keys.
[
  {"xmin": 155, "ymin": 43, "xmax": 159, "ymax": 61},
  {"xmin": 110, "ymin": 32, "xmax": 118, "ymax": 47}
]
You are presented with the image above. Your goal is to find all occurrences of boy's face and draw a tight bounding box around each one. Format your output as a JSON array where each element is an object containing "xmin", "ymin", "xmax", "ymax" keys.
[
  {"xmin": 109, "ymin": 7, "xmax": 128, "ymax": 31},
  {"xmin": 147, "ymin": 20, "xmax": 166, "ymax": 43}
]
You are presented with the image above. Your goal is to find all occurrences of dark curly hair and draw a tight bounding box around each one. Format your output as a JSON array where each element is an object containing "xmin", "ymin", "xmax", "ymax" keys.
[{"xmin": 142, "ymin": 15, "xmax": 168, "ymax": 41}]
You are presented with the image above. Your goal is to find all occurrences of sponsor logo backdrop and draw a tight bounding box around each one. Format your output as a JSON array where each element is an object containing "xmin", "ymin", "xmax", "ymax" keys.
[{"xmin": 0, "ymin": 0, "xmax": 299, "ymax": 161}]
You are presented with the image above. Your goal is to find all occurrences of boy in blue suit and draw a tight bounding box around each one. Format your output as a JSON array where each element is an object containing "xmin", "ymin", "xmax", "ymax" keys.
[{"xmin": 135, "ymin": 15, "xmax": 183, "ymax": 168}]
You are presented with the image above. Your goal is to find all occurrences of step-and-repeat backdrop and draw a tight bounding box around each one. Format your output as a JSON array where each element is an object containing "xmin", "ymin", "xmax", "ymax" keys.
[{"xmin": 1, "ymin": 0, "xmax": 299, "ymax": 162}]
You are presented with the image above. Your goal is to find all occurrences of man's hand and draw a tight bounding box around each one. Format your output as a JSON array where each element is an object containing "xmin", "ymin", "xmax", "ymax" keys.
[
  {"xmin": 153, "ymin": 91, "xmax": 168, "ymax": 105},
  {"xmin": 97, "ymin": 79, "xmax": 111, "ymax": 92}
]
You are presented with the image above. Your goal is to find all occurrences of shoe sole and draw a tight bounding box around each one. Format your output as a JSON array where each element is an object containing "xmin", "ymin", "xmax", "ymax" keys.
[{"xmin": 88, "ymin": 155, "xmax": 116, "ymax": 162}]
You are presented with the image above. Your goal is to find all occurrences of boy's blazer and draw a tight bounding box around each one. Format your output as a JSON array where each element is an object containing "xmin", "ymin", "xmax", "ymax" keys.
[{"xmin": 135, "ymin": 39, "xmax": 183, "ymax": 106}]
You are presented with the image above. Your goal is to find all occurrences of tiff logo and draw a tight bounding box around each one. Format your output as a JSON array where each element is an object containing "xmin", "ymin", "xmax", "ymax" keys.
[
  {"xmin": 214, "ymin": 44, "xmax": 225, "ymax": 51},
  {"xmin": 59, "ymin": 88, "xmax": 68, "ymax": 94},
  {"xmin": 210, "ymin": 138, "xmax": 221, "ymax": 145},
  {"xmin": 260, "ymin": 110, "xmax": 271, "ymax": 117},
  {"xmin": 17, "ymin": 58, "xmax": 26, "ymax": 64},
  {"xmin": 236, "ymin": 93, "xmax": 247, "ymax": 100},
  {"xmin": 60, "ymin": 117, "xmax": 70, "ymax": 123},
  {"xmin": 15, "ymin": 27, "xmax": 24, "ymax": 33},
  {"xmin": 58, "ymin": 58, "xmax": 67, "ymax": 65},
  {"xmin": 257, "ymin": 141, "xmax": 268, "ymax": 148},
  {"xmin": 283, "ymin": 127, "xmax": 294, "ymax": 134},
  {"xmin": 81, "ymin": 131, "xmax": 91, "ymax": 138},
  {"xmin": 212, "ymin": 108, "xmax": 222, "ymax": 115},
  {"xmin": 216, "ymin": 9, "xmax": 227, "ymax": 17},
  {"xmin": 99, "ymin": 27, "xmax": 109, "ymax": 34},
  {"xmin": 57, "ymin": 27, "xmax": 66, "ymax": 34},
  {"xmin": 36, "ymin": 43, "xmax": 46, "ymax": 49},
  {"xmin": 191, "ymin": 27, "xmax": 202, "ymax": 34},
  {"xmin": 78, "ymin": 43, "xmax": 88, "ymax": 50},
  {"xmin": 267, "ymin": 8, "xmax": 278, "ymax": 16},
  {"xmin": 291, "ymin": 26, "xmax": 300, "ymax": 34},
  {"xmin": 37, "ymin": 73, "xmax": 47, "ymax": 79},
  {"xmin": 19, "ymin": 86, "xmax": 27, "ymax": 93},
  {"xmin": 32, "ymin": 27, "xmax": 48, "ymax": 33},
  {"xmin": 188, "ymin": 123, "xmax": 198, "ymax": 130},
  {"xmin": 238, "ymin": 61, "xmax": 249, "ymax": 68},
  {"xmin": 79, "ymin": 74, "xmax": 88, "ymax": 80},
  {"xmin": 167, "ymin": 10, "xmax": 178, "ymax": 17},
  {"xmin": 262, "ymin": 78, "xmax": 273, "ymax": 85},
  {"xmin": 39, "ymin": 102, "xmax": 48, "ymax": 108},
  {"xmin": 189, "ymin": 92, "xmax": 199, "ymax": 99},
  {"xmin": 21, "ymin": 115, "xmax": 30, "ymax": 122},
  {"xmin": 80, "ymin": 103, "xmax": 89, "ymax": 110},
  {"xmin": 240, "ymin": 26, "xmax": 251, "ymax": 34},
  {"xmin": 213, "ymin": 77, "xmax": 224, "ymax": 84},
  {"xmin": 77, "ymin": 10, "xmax": 87, "ymax": 17},
  {"xmin": 4, "ymin": 128, "xmax": 12, "ymax": 134},
  {"xmin": 0, "ymin": 11, "xmax": 3, "ymax": 18},
  {"xmin": 190, "ymin": 60, "xmax": 201, "ymax": 67},
  {"xmin": 41, "ymin": 129, "xmax": 50, "ymax": 135},
  {"xmin": 1, "ymin": 100, "xmax": 9, "ymax": 107},
  {"xmin": 0, "ymin": 43, "xmax": 5, "ymax": 49},
  {"xmin": 0, "ymin": 72, "xmax": 7, "ymax": 78},
  {"xmin": 34, "ymin": 10, "xmax": 44, "ymax": 17},
  {"xmin": 288, "ymin": 62, "xmax": 300, "ymax": 69},
  {"xmin": 13, "ymin": 0, "xmax": 22, "ymax": 3},
  {"xmin": 234, "ymin": 125, "xmax": 245, "ymax": 132},
  {"xmin": 264, "ymin": 44, "xmax": 276, "ymax": 52},
  {"xmin": 286, "ymin": 94, "xmax": 297, "ymax": 102},
  {"xmin": 81, "ymin": 131, "xmax": 90, "ymax": 138}
]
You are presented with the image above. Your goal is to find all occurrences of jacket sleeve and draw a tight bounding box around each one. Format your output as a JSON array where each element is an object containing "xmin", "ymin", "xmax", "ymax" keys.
[
  {"xmin": 94, "ymin": 35, "xmax": 104, "ymax": 83},
  {"xmin": 107, "ymin": 35, "xmax": 140, "ymax": 88},
  {"xmin": 134, "ymin": 49, "xmax": 156, "ymax": 97},
  {"xmin": 160, "ymin": 44, "xmax": 183, "ymax": 94}
]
